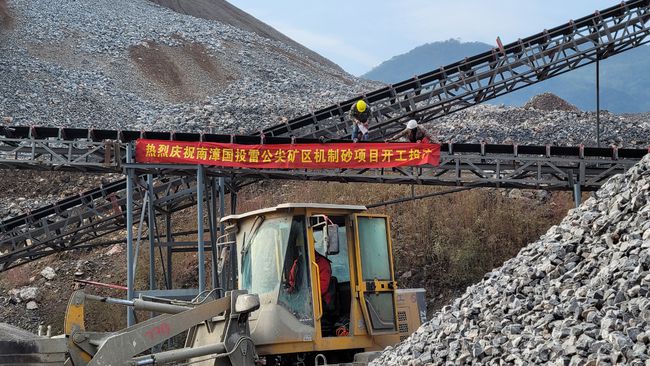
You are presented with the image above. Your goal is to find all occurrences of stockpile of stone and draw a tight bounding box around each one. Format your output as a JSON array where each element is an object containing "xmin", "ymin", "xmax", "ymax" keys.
[
  {"xmin": 373, "ymin": 154, "xmax": 650, "ymax": 365},
  {"xmin": 0, "ymin": 0, "xmax": 378, "ymax": 132},
  {"xmin": 432, "ymin": 104, "xmax": 650, "ymax": 147},
  {"xmin": 523, "ymin": 93, "xmax": 580, "ymax": 112}
]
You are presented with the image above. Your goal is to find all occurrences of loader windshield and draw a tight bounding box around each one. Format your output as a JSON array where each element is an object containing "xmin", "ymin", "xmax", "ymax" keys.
[
  {"xmin": 240, "ymin": 215, "xmax": 314, "ymax": 324},
  {"xmin": 241, "ymin": 216, "xmax": 293, "ymax": 294}
]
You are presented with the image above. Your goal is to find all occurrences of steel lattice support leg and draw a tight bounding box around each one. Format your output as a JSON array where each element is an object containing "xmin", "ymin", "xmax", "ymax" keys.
[
  {"xmin": 208, "ymin": 177, "xmax": 220, "ymax": 294},
  {"xmin": 219, "ymin": 177, "xmax": 226, "ymax": 234},
  {"xmin": 229, "ymin": 184, "xmax": 238, "ymax": 291},
  {"xmin": 126, "ymin": 144, "xmax": 136, "ymax": 326},
  {"xmin": 197, "ymin": 167, "xmax": 206, "ymax": 293},
  {"xmin": 147, "ymin": 174, "xmax": 156, "ymax": 294},
  {"xmin": 574, "ymin": 183, "xmax": 582, "ymax": 208},
  {"xmin": 165, "ymin": 212, "xmax": 173, "ymax": 289}
]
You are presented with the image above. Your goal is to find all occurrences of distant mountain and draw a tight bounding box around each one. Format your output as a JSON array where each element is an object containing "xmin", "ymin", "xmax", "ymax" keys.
[{"xmin": 361, "ymin": 39, "xmax": 650, "ymax": 113}]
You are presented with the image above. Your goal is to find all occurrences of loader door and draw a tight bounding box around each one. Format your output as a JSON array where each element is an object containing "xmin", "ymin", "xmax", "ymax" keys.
[{"xmin": 352, "ymin": 214, "xmax": 397, "ymax": 335}]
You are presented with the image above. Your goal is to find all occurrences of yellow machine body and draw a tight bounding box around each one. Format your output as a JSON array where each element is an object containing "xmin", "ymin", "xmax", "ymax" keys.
[{"xmin": 186, "ymin": 203, "xmax": 426, "ymax": 364}]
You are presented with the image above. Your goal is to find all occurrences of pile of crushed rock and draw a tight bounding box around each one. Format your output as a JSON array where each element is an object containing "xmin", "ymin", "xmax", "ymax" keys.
[
  {"xmin": 373, "ymin": 153, "xmax": 650, "ymax": 365},
  {"xmin": 524, "ymin": 92, "xmax": 580, "ymax": 112},
  {"xmin": 432, "ymin": 104, "xmax": 650, "ymax": 147},
  {"xmin": 0, "ymin": 0, "xmax": 378, "ymax": 132}
]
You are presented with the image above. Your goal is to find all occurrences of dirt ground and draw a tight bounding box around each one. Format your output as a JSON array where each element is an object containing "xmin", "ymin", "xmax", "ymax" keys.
[
  {"xmin": 128, "ymin": 39, "xmax": 235, "ymax": 102},
  {"xmin": 0, "ymin": 245, "xmax": 130, "ymax": 334}
]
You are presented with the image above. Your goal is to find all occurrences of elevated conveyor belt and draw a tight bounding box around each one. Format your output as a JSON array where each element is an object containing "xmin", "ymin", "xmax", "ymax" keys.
[
  {"xmin": 1, "ymin": 0, "xmax": 649, "ymax": 271},
  {"xmin": 0, "ymin": 176, "xmax": 200, "ymax": 272},
  {"xmin": 1, "ymin": 140, "xmax": 647, "ymax": 272},
  {"xmin": 259, "ymin": 0, "xmax": 650, "ymax": 139}
]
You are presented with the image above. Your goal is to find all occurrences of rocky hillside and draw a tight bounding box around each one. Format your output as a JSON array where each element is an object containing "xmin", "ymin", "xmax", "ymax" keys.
[
  {"xmin": 0, "ymin": 0, "xmax": 10, "ymax": 27},
  {"xmin": 373, "ymin": 154, "xmax": 650, "ymax": 365},
  {"xmin": 148, "ymin": 0, "xmax": 342, "ymax": 72},
  {"xmin": 0, "ymin": 0, "xmax": 378, "ymax": 133},
  {"xmin": 430, "ymin": 101, "xmax": 650, "ymax": 147}
]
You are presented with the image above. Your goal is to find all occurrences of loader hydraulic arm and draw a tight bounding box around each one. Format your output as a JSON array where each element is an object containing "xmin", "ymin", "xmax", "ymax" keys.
[{"xmin": 0, "ymin": 290, "xmax": 260, "ymax": 366}]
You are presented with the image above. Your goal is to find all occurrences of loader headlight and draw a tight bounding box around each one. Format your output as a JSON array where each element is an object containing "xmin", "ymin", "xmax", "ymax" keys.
[{"xmin": 235, "ymin": 294, "xmax": 260, "ymax": 314}]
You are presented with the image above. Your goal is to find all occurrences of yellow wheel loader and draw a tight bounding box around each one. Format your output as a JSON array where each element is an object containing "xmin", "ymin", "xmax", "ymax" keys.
[{"xmin": 0, "ymin": 203, "xmax": 426, "ymax": 365}]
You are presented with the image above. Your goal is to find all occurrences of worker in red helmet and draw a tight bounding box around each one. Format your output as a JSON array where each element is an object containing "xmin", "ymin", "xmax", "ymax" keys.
[{"xmin": 386, "ymin": 119, "xmax": 436, "ymax": 143}]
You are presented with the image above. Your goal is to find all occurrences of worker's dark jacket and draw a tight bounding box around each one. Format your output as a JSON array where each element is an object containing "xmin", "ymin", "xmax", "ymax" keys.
[
  {"xmin": 349, "ymin": 104, "xmax": 371, "ymax": 123},
  {"xmin": 408, "ymin": 128, "xmax": 429, "ymax": 143}
]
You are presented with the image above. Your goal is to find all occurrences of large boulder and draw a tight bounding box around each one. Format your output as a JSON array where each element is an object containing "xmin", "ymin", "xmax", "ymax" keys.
[
  {"xmin": 18, "ymin": 287, "xmax": 39, "ymax": 302},
  {"xmin": 40, "ymin": 266, "xmax": 56, "ymax": 280}
]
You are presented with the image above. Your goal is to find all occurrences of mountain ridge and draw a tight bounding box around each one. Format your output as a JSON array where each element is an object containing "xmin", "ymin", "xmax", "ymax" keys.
[{"xmin": 361, "ymin": 39, "xmax": 650, "ymax": 113}]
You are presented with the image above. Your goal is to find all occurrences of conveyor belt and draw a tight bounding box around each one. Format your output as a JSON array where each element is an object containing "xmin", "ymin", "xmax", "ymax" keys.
[
  {"xmin": 0, "ymin": 176, "xmax": 198, "ymax": 272},
  {"xmin": 1, "ymin": 141, "xmax": 647, "ymax": 272},
  {"xmin": 259, "ymin": 0, "xmax": 650, "ymax": 139},
  {"xmin": 1, "ymin": 0, "xmax": 649, "ymax": 271}
]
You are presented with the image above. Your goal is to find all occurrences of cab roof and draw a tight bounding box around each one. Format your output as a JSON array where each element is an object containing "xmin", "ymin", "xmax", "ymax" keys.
[{"xmin": 221, "ymin": 203, "xmax": 367, "ymax": 222}]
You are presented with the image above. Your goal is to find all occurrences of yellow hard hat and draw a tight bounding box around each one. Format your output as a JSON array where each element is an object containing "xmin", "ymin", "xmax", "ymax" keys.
[{"xmin": 356, "ymin": 100, "xmax": 367, "ymax": 113}]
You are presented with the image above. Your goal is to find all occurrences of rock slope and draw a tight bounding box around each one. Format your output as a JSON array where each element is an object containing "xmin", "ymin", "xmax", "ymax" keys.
[
  {"xmin": 432, "ymin": 103, "xmax": 650, "ymax": 147},
  {"xmin": 148, "ymin": 0, "xmax": 343, "ymax": 72},
  {"xmin": 373, "ymin": 154, "xmax": 650, "ymax": 365},
  {"xmin": 0, "ymin": 0, "xmax": 377, "ymax": 132},
  {"xmin": 523, "ymin": 92, "xmax": 580, "ymax": 112}
]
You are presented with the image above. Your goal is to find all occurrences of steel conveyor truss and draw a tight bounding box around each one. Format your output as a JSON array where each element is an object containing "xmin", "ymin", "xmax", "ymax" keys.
[
  {"xmin": 0, "ymin": 176, "xmax": 199, "ymax": 272},
  {"xmin": 127, "ymin": 143, "xmax": 645, "ymax": 190},
  {"xmin": 259, "ymin": 0, "xmax": 650, "ymax": 139},
  {"xmin": 2, "ymin": 136, "xmax": 646, "ymax": 272},
  {"xmin": 1, "ymin": 0, "xmax": 649, "ymax": 271}
]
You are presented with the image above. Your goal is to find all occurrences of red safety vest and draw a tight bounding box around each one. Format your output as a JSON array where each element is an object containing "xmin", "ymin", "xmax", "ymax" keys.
[
  {"xmin": 288, "ymin": 253, "xmax": 332, "ymax": 304},
  {"xmin": 316, "ymin": 253, "xmax": 332, "ymax": 304}
]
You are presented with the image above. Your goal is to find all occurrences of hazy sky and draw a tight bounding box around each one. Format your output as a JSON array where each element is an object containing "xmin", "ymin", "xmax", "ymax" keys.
[{"xmin": 228, "ymin": 1, "xmax": 619, "ymax": 76}]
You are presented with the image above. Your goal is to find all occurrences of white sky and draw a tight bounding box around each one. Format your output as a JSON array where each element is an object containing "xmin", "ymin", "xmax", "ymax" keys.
[{"xmin": 228, "ymin": 1, "xmax": 620, "ymax": 76}]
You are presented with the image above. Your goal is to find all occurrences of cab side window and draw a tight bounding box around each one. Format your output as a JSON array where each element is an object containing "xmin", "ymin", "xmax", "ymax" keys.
[{"xmin": 278, "ymin": 216, "xmax": 313, "ymax": 325}]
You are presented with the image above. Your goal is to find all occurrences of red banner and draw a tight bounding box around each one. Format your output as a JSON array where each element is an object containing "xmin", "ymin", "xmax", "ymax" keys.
[{"xmin": 135, "ymin": 139, "xmax": 440, "ymax": 169}]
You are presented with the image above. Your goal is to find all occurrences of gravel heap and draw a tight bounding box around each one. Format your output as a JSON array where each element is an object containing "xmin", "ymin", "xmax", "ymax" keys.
[
  {"xmin": 431, "ymin": 104, "xmax": 650, "ymax": 147},
  {"xmin": 523, "ymin": 93, "xmax": 580, "ymax": 112},
  {"xmin": 0, "ymin": 0, "xmax": 378, "ymax": 132},
  {"xmin": 373, "ymin": 153, "xmax": 650, "ymax": 365},
  {"xmin": 2, "ymin": 2, "xmax": 648, "ymax": 142}
]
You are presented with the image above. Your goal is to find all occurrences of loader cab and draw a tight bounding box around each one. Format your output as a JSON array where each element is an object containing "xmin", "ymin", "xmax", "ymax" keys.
[{"xmin": 203, "ymin": 203, "xmax": 424, "ymax": 364}]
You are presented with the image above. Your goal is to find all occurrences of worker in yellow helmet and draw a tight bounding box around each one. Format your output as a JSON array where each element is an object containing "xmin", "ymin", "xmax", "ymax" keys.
[{"xmin": 349, "ymin": 100, "xmax": 371, "ymax": 142}]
